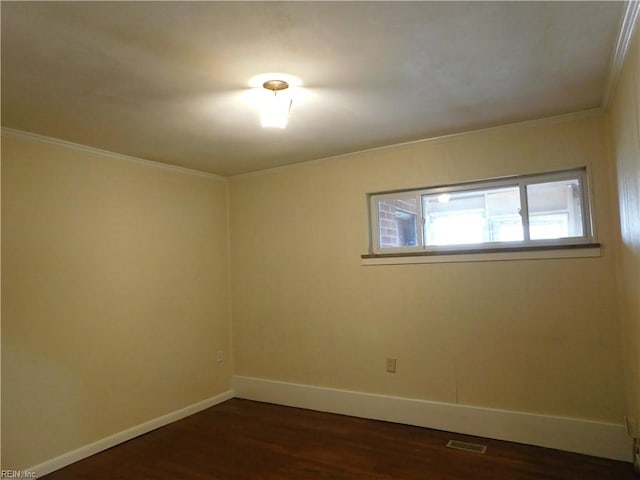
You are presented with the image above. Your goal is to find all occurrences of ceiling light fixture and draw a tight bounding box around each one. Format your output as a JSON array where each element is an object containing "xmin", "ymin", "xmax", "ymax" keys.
[{"xmin": 261, "ymin": 79, "xmax": 292, "ymax": 128}]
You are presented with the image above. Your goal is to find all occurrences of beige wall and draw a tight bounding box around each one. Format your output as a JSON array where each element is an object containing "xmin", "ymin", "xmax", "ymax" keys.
[
  {"xmin": 230, "ymin": 112, "xmax": 625, "ymax": 423},
  {"xmin": 607, "ymin": 27, "xmax": 640, "ymax": 435},
  {"xmin": 1, "ymin": 134, "xmax": 232, "ymax": 469}
]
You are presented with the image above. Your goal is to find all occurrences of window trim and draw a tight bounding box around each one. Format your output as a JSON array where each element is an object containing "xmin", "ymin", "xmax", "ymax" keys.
[
  {"xmin": 367, "ymin": 167, "xmax": 595, "ymax": 256},
  {"xmin": 361, "ymin": 243, "xmax": 602, "ymax": 265}
]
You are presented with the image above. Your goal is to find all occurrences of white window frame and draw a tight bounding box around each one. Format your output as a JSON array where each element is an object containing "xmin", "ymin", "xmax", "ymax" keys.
[{"xmin": 367, "ymin": 168, "xmax": 595, "ymax": 256}]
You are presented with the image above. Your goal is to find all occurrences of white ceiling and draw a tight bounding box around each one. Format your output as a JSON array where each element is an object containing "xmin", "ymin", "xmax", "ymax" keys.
[{"xmin": 1, "ymin": 1, "xmax": 625, "ymax": 176}]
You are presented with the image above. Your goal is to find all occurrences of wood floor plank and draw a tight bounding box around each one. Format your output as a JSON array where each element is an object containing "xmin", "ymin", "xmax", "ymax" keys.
[{"xmin": 43, "ymin": 398, "xmax": 634, "ymax": 479}]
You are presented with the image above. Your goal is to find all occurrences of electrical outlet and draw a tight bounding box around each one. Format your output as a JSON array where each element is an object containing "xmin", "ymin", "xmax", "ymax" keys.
[
  {"xmin": 386, "ymin": 358, "xmax": 397, "ymax": 373},
  {"xmin": 627, "ymin": 416, "xmax": 638, "ymax": 437},
  {"xmin": 216, "ymin": 350, "xmax": 223, "ymax": 363}
]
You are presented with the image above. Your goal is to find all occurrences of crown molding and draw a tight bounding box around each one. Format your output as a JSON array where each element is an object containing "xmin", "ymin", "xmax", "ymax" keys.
[
  {"xmin": 0, "ymin": 127, "xmax": 227, "ymax": 181},
  {"xmin": 230, "ymin": 108, "xmax": 603, "ymax": 180},
  {"xmin": 602, "ymin": 0, "xmax": 640, "ymax": 110}
]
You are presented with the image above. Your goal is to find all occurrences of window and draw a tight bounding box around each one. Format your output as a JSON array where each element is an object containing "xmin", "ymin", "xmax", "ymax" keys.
[{"xmin": 368, "ymin": 168, "xmax": 594, "ymax": 255}]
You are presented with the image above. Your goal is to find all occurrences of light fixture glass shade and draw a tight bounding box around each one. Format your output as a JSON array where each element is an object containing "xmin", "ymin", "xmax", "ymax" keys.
[{"xmin": 261, "ymin": 92, "xmax": 292, "ymax": 128}]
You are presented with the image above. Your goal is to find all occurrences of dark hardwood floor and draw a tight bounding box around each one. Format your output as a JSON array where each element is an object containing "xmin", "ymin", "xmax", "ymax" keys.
[{"xmin": 44, "ymin": 398, "xmax": 634, "ymax": 479}]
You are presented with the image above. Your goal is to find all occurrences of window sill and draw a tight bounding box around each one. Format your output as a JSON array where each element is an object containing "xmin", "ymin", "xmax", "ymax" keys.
[{"xmin": 361, "ymin": 243, "xmax": 602, "ymax": 265}]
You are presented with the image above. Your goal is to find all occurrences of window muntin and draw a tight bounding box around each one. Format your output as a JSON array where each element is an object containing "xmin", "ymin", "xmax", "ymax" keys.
[{"xmin": 369, "ymin": 168, "xmax": 593, "ymax": 254}]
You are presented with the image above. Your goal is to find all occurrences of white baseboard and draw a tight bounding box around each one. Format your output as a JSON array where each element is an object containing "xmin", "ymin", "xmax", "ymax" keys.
[
  {"xmin": 233, "ymin": 375, "xmax": 631, "ymax": 462},
  {"xmin": 28, "ymin": 390, "xmax": 234, "ymax": 478},
  {"xmin": 23, "ymin": 379, "xmax": 632, "ymax": 476}
]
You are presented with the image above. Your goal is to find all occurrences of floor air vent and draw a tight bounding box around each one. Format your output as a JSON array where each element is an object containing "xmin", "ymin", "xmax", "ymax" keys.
[{"xmin": 446, "ymin": 440, "xmax": 487, "ymax": 454}]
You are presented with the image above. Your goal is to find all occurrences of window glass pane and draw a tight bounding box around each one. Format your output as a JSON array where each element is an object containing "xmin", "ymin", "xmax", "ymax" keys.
[
  {"xmin": 526, "ymin": 179, "xmax": 584, "ymax": 240},
  {"xmin": 422, "ymin": 186, "xmax": 522, "ymax": 246},
  {"xmin": 375, "ymin": 197, "xmax": 419, "ymax": 248}
]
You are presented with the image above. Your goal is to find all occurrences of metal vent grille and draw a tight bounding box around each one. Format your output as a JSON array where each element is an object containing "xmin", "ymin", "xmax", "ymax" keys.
[{"xmin": 446, "ymin": 440, "xmax": 487, "ymax": 454}]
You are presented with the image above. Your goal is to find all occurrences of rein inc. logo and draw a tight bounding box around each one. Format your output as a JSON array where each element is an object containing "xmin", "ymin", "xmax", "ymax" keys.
[{"xmin": 1, "ymin": 471, "xmax": 37, "ymax": 479}]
